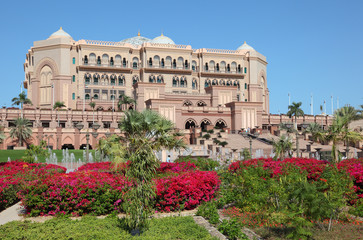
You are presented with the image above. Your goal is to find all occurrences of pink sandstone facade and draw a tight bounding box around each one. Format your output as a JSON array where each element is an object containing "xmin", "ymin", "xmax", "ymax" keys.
[{"xmin": 0, "ymin": 28, "xmax": 333, "ymax": 150}]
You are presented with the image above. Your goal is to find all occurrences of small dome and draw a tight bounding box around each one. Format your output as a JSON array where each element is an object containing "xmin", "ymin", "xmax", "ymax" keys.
[
  {"xmin": 237, "ymin": 41, "xmax": 255, "ymax": 51},
  {"xmin": 151, "ymin": 34, "xmax": 175, "ymax": 45},
  {"xmin": 49, "ymin": 27, "xmax": 72, "ymax": 39},
  {"xmin": 120, "ymin": 32, "xmax": 151, "ymax": 45}
]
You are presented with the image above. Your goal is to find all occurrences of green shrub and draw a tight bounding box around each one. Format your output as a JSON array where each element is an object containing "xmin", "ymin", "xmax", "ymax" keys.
[
  {"xmin": 202, "ymin": 134, "xmax": 211, "ymax": 140},
  {"xmin": 207, "ymin": 130, "xmax": 214, "ymax": 134},
  {"xmin": 218, "ymin": 219, "xmax": 247, "ymax": 240},
  {"xmin": 349, "ymin": 199, "xmax": 363, "ymax": 217},
  {"xmin": 196, "ymin": 201, "xmax": 220, "ymax": 225},
  {"xmin": 176, "ymin": 156, "xmax": 220, "ymax": 171},
  {"xmin": 219, "ymin": 141, "xmax": 228, "ymax": 147}
]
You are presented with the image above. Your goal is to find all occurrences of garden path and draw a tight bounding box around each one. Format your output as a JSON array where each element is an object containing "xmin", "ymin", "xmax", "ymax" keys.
[{"xmin": 0, "ymin": 202, "xmax": 24, "ymax": 226}]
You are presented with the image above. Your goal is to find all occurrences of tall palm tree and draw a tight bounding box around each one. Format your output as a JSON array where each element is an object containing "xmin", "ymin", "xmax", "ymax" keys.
[
  {"xmin": 118, "ymin": 94, "xmax": 136, "ymax": 111},
  {"xmin": 287, "ymin": 101, "xmax": 304, "ymax": 157},
  {"xmin": 272, "ymin": 134, "xmax": 292, "ymax": 160},
  {"xmin": 89, "ymin": 101, "xmax": 96, "ymax": 124},
  {"xmin": 9, "ymin": 118, "xmax": 32, "ymax": 147},
  {"xmin": 53, "ymin": 101, "xmax": 66, "ymax": 127},
  {"xmin": 114, "ymin": 110, "xmax": 185, "ymax": 232},
  {"xmin": 334, "ymin": 105, "xmax": 363, "ymax": 157},
  {"xmin": 12, "ymin": 91, "xmax": 32, "ymax": 118}
]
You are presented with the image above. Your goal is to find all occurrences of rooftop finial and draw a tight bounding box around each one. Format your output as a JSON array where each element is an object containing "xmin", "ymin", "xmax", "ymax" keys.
[
  {"xmin": 244, "ymin": 41, "xmax": 246, "ymax": 44},
  {"xmin": 161, "ymin": 29, "xmax": 163, "ymax": 36},
  {"xmin": 60, "ymin": 26, "xmax": 63, "ymax": 30},
  {"xmin": 137, "ymin": 30, "xmax": 140, "ymax": 36}
]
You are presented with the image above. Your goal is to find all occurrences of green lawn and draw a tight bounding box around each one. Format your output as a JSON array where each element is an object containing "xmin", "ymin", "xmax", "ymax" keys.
[
  {"xmin": 0, "ymin": 149, "xmax": 95, "ymax": 163},
  {"xmin": 0, "ymin": 215, "xmax": 218, "ymax": 240}
]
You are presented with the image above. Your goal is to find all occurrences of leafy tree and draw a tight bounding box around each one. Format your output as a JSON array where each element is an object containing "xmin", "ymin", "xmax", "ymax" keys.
[
  {"xmin": 89, "ymin": 101, "xmax": 96, "ymax": 124},
  {"xmin": 114, "ymin": 110, "xmax": 185, "ymax": 233},
  {"xmin": 118, "ymin": 94, "xmax": 136, "ymax": 111},
  {"xmin": 306, "ymin": 122, "xmax": 325, "ymax": 143},
  {"xmin": 9, "ymin": 118, "xmax": 32, "ymax": 147},
  {"xmin": 272, "ymin": 135, "xmax": 293, "ymax": 160},
  {"xmin": 287, "ymin": 102, "xmax": 304, "ymax": 157},
  {"xmin": 11, "ymin": 91, "xmax": 32, "ymax": 118},
  {"xmin": 23, "ymin": 140, "xmax": 49, "ymax": 163},
  {"xmin": 96, "ymin": 134, "xmax": 120, "ymax": 161},
  {"xmin": 53, "ymin": 101, "xmax": 66, "ymax": 127}
]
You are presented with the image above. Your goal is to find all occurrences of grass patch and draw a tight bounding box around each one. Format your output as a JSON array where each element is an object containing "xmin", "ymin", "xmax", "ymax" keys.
[
  {"xmin": 0, "ymin": 215, "xmax": 218, "ymax": 240},
  {"xmin": 0, "ymin": 150, "xmax": 95, "ymax": 163}
]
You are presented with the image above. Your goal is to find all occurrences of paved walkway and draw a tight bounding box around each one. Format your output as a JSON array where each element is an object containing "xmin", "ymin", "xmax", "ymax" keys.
[{"xmin": 0, "ymin": 202, "xmax": 24, "ymax": 226}]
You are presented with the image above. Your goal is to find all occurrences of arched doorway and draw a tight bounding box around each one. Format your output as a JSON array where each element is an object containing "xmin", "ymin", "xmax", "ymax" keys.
[{"xmin": 200, "ymin": 119, "xmax": 211, "ymax": 130}]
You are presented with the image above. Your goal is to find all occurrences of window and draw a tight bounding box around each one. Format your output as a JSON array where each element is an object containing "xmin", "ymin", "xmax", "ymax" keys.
[
  {"xmin": 149, "ymin": 57, "xmax": 152, "ymax": 67},
  {"xmin": 72, "ymin": 93, "xmax": 75, "ymax": 100},
  {"xmin": 157, "ymin": 75, "xmax": 163, "ymax": 83},
  {"xmin": 184, "ymin": 60, "xmax": 188, "ymax": 69},
  {"xmin": 93, "ymin": 75, "xmax": 99, "ymax": 85},
  {"xmin": 205, "ymin": 63, "xmax": 208, "ymax": 71},
  {"xmin": 180, "ymin": 77, "xmax": 186, "ymax": 87},
  {"xmin": 123, "ymin": 58, "xmax": 127, "ymax": 67},
  {"xmin": 245, "ymin": 99, "xmax": 247, "ymax": 102},
  {"xmin": 227, "ymin": 64, "xmax": 230, "ymax": 73},
  {"xmin": 192, "ymin": 65, "xmax": 196, "ymax": 71},
  {"xmin": 110, "ymin": 57, "xmax": 114, "ymax": 66},
  {"xmin": 84, "ymin": 56, "xmax": 88, "ymax": 65},
  {"xmin": 244, "ymin": 67, "xmax": 247, "ymax": 74},
  {"xmin": 237, "ymin": 94, "xmax": 240, "ymax": 101},
  {"xmin": 72, "ymin": 75, "xmax": 75, "ymax": 82},
  {"xmin": 172, "ymin": 77, "xmax": 178, "ymax": 87},
  {"xmin": 133, "ymin": 62, "xmax": 138, "ymax": 69},
  {"xmin": 173, "ymin": 59, "xmax": 176, "ymax": 68},
  {"xmin": 72, "ymin": 57, "xmax": 75, "ymax": 64},
  {"xmin": 110, "ymin": 95, "xmax": 115, "ymax": 100},
  {"xmin": 93, "ymin": 94, "xmax": 99, "ymax": 100},
  {"xmin": 238, "ymin": 64, "xmax": 241, "ymax": 73},
  {"xmin": 97, "ymin": 56, "xmax": 101, "ymax": 65},
  {"xmin": 192, "ymin": 79, "xmax": 197, "ymax": 89},
  {"xmin": 149, "ymin": 75, "xmax": 155, "ymax": 83},
  {"xmin": 85, "ymin": 94, "xmax": 90, "ymax": 100},
  {"xmin": 161, "ymin": 58, "xmax": 165, "ymax": 68},
  {"xmin": 85, "ymin": 74, "xmax": 90, "ymax": 85},
  {"xmin": 118, "ymin": 76, "xmax": 125, "ymax": 86},
  {"xmin": 216, "ymin": 63, "xmax": 220, "ymax": 72},
  {"xmin": 245, "ymin": 83, "xmax": 247, "ymax": 89},
  {"xmin": 110, "ymin": 78, "xmax": 115, "ymax": 86}
]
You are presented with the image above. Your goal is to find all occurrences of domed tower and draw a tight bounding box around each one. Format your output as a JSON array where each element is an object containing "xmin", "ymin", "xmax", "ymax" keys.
[{"xmin": 151, "ymin": 33, "xmax": 175, "ymax": 45}]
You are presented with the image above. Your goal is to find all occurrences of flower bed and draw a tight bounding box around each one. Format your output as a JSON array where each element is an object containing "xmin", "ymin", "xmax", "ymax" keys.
[
  {"xmin": 18, "ymin": 162, "xmax": 220, "ymax": 216},
  {"xmin": 338, "ymin": 158, "xmax": 363, "ymax": 199},
  {"xmin": 0, "ymin": 162, "xmax": 66, "ymax": 211}
]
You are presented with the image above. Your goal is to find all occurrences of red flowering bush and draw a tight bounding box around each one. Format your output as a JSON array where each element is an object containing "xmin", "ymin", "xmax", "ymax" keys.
[
  {"xmin": 155, "ymin": 170, "xmax": 220, "ymax": 212},
  {"xmin": 0, "ymin": 162, "xmax": 66, "ymax": 211},
  {"xmin": 157, "ymin": 162, "xmax": 197, "ymax": 174},
  {"xmin": 18, "ymin": 171, "xmax": 131, "ymax": 217},
  {"xmin": 338, "ymin": 158, "xmax": 363, "ymax": 199}
]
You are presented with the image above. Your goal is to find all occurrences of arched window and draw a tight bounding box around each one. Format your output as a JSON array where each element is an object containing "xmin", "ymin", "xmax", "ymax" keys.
[
  {"xmin": 97, "ymin": 56, "xmax": 101, "ymax": 65},
  {"xmin": 200, "ymin": 119, "xmax": 211, "ymax": 130},
  {"xmin": 132, "ymin": 75, "xmax": 139, "ymax": 85},
  {"xmin": 197, "ymin": 101, "xmax": 207, "ymax": 107},
  {"xmin": 149, "ymin": 75, "xmax": 155, "ymax": 83},
  {"xmin": 172, "ymin": 76, "xmax": 178, "ymax": 87},
  {"xmin": 204, "ymin": 80, "xmax": 210, "ymax": 88},
  {"xmin": 72, "ymin": 57, "xmax": 75, "ymax": 64},
  {"xmin": 192, "ymin": 79, "xmax": 197, "ymax": 89},
  {"xmin": 209, "ymin": 61, "xmax": 215, "ymax": 71},
  {"xmin": 110, "ymin": 57, "xmax": 114, "ymax": 66},
  {"xmin": 84, "ymin": 55, "xmax": 88, "ymax": 65},
  {"xmin": 231, "ymin": 62, "xmax": 237, "ymax": 72},
  {"xmin": 161, "ymin": 58, "xmax": 165, "ymax": 68},
  {"xmin": 166, "ymin": 56, "xmax": 172, "ymax": 67},
  {"xmin": 72, "ymin": 93, "xmax": 75, "ymax": 100},
  {"xmin": 118, "ymin": 75, "xmax": 125, "ymax": 86},
  {"xmin": 101, "ymin": 74, "xmax": 108, "ymax": 85},
  {"xmin": 183, "ymin": 100, "xmax": 193, "ymax": 106},
  {"xmin": 93, "ymin": 74, "xmax": 99, "ymax": 85},
  {"xmin": 85, "ymin": 94, "xmax": 90, "ymax": 100},
  {"xmin": 180, "ymin": 77, "xmax": 187, "ymax": 87},
  {"xmin": 172, "ymin": 59, "xmax": 177, "ymax": 68},
  {"xmin": 237, "ymin": 64, "xmax": 241, "ymax": 73},
  {"xmin": 212, "ymin": 79, "xmax": 218, "ymax": 86},
  {"xmin": 185, "ymin": 119, "xmax": 196, "ymax": 129},
  {"xmin": 184, "ymin": 60, "xmax": 188, "ymax": 69},
  {"xmin": 244, "ymin": 67, "xmax": 247, "ymax": 74},
  {"xmin": 154, "ymin": 55, "xmax": 160, "ymax": 67},
  {"xmin": 245, "ymin": 83, "xmax": 247, "ymax": 89},
  {"xmin": 157, "ymin": 75, "xmax": 163, "ymax": 83},
  {"xmin": 110, "ymin": 95, "xmax": 115, "ymax": 100},
  {"xmin": 93, "ymin": 94, "xmax": 99, "ymax": 100},
  {"xmin": 85, "ymin": 73, "xmax": 91, "ymax": 85},
  {"xmin": 216, "ymin": 63, "xmax": 220, "ymax": 72},
  {"xmin": 227, "ymin": 64, "xmax": 230, "ymax": 73},
  {"xmin": 110, "ymin": 74, "xmax": 116, "ymax": 86},
  {"xmin": 192, "ymin": 61, "xmax": 197, "ymax": 71},
  {"xmin": 205, "ymin": 63, "xmax": 208, "ymax": 71},
  {"xmin": 226, "ymin": 80, "xmax": 232, "ymax": 86},
  {"xmin": 149, "ymin": 57, "xmax": 152, "ymax": 67},
  {"xmin": 215, "ymin": 119, "xmax": 227, "ymax": 129},
  {"xmin": 132, "ymin": 57, "xmax": 139, "ymax": 69},
  {"xmin": 123, "ymin": 58, "xmax": 127, "ymax": 67},
  {"xmin": 219, "ymin": 79, "xmax": 225, "ymax": 86}
]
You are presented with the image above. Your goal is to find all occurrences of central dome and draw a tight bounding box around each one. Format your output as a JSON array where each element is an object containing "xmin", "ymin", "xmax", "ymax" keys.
[
  {"xmin": 237, "ymin": 41, "xmax": 255, "ymax": 51},
  {"xmin": 151, "ymin": 34, "xmax": 175, "ymax": 45},
  {"xmin": 48, "ymin": 27, "xmax": 72, "ymax": 39},
  {"xmin": 120, "ymin": 32, "xmax": 151, "ymax": 46}
]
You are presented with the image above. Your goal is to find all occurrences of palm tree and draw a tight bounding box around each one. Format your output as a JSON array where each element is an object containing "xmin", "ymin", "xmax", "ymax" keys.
[
  {"xmin": 118, "ymin": 94, "xmax": 136, "ymax": 111},
  {"xmin": 287, "ymin": 102, "xmax": 304, "ymax": 157},
  {"xmin": 11, "ymin": 91, "xmax": 32, "ymax": 118},
  {"xmin": 306, "ymin": 122, "xmax": 325, "ymax": 143},
  {"xmin": 334, "ymin": 105, "xmax": 363, "ymax": 157},
  {"xmin": 272, "ymin": 135, "xmax": 293, "ymax": 160},
  {"xmin": 53, "ymin": 101, "xmax": 66, "ymax": 127},
  {"xmin": 89, "ymin": 101, "xmax": 96, "ymax": 124},
  {"xmin": 114, "ymin": 110, "xmax": 185, "ymax": 232},
  {"xmin": 9, "ymin": 118, "xmax": 32, "ymax": 147}
]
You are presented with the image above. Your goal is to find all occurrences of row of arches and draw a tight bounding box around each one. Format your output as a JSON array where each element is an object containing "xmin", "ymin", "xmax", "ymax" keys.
[
  {"xmin": 185, "ymin": 118, "xmax": 227, "ymax": 130},
  {"xmin": 83, "ymin": 54, "xmax": 140, "ymax": 69},
  {"xmin": 148, "ymin": 56, "xmax": 189, "ymax": 69},
  {"xmin": 204, "ymin": 61, "xmax": 245, "ymax": 73},
  {"xmin": 84, "ymin": 73, "xmax": 126, "ymax": 86},
  {"xmin": 183, "ymin": 100, "xmax": 207, "ymax": 107},
  {"xmin": 204, "ymin": 79, "xmax": 246, "ymax": 90}
]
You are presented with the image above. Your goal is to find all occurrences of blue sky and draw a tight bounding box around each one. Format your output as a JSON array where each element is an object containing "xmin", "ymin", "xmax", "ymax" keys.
[{"xmin": 0, "ymin": 0, "xmax": 362, "ymax": 114}]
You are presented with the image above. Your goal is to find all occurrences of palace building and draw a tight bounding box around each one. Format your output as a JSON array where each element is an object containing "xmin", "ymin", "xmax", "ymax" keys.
[{"xmin": 0, "ymin": 28, "xmax": 332, "ymax": 150}]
